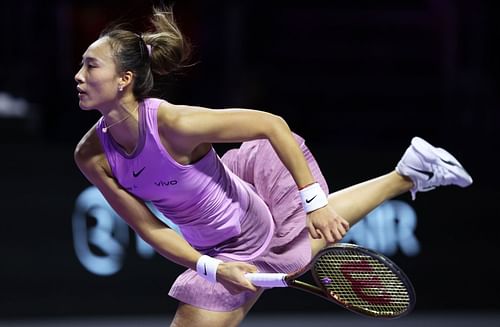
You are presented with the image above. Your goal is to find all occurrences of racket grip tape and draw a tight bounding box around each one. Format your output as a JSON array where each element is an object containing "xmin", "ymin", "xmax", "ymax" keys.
[{"xmin": 245, "ymin": 272, "xmax": 288, "ymax": 288}]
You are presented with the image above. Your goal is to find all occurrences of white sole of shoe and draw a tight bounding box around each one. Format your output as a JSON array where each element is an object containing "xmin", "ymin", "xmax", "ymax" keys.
[{"xmin": 410, "ymin": 137, "xmax": 473, "ymax": 187}]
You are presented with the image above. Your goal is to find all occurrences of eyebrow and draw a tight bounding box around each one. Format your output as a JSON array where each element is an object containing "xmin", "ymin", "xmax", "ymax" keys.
[{"xmin": 80, "ymin": 56, "xmax": 100, "ymax": 65}]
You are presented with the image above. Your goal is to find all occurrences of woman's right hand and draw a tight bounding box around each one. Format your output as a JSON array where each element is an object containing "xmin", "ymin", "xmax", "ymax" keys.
[{"xmin": 216, "ymin": 261, "xmax": 259, "ymax": 294}]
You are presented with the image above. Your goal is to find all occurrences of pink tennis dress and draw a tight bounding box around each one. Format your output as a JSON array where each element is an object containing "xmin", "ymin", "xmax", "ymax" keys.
[{"xmin": 96, "ymin": 98, "xmax": 329, "ymax": 311}]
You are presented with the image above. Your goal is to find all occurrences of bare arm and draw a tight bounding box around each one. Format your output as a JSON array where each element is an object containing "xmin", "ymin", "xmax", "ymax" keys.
[
  {"xmin": 160, "ymin": 104, "xmax": 316, "ymax": 188},
  {"xmin": 73, "ymin": 125, "xmax": 258, "ymax": 293},
  {"xmin": 159, "ymin": 103, "xmax": 350, "ymax": 243},
  {"xmin": 73, "ymin": 126, "xmax": 202, "ymax": 270}
]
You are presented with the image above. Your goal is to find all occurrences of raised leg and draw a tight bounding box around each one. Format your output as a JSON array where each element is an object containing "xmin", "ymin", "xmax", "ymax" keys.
[
  {"xmin": 311, "ymin": 171, "xmax": 412, "ymax": 254},
  {"xmin": 326, "ymin": 171, "xmax": 412, "ymax": 226},
  {"xmin": 310, "ymin": 136, "xmax": 473, "ymax": 255}
]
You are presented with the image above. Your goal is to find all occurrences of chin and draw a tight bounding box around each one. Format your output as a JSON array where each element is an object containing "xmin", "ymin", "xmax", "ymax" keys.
[
  {"xmin": 78, "ymin": 101, "xmax": 97, "ymax": 111},
  {"xmin": 78, "ymin": 102, "xmax": 90, "ymax": 110}
]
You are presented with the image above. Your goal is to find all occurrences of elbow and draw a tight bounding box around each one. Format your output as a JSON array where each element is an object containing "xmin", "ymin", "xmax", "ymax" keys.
[
  {"xmin": 73, "ymin": 141, "xmax": 85, "ymax": 168},
  {"xmin": 267, "ymin": 113, "xmax": 292, "ymax": 138},
  {"xmin": 73, "ymin": 139, "xmax": 96, "ymax": 175},
  {"xmin": 73, "ymin": 145, "xmax": 82, "ymax": 167}
]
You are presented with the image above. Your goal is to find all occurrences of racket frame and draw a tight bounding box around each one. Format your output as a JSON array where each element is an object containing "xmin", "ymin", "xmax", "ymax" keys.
[{"xmin": 308, "ymin": 243, "xmax": 416, "ymax": 319}]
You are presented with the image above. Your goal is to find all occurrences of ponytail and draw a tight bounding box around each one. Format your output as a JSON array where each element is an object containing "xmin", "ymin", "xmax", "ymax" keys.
[
  {"xmin": 142, "ymin": 6, "xmax": 192, "ymax": 76},
  {"xmin": 99, "ymin": 5, "xmax": 192, "ymax": 100}
]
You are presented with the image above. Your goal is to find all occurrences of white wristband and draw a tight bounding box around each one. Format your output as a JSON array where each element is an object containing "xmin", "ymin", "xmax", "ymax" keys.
[
  {"xmin": 299, "ymin": 182, "xmax": 328, "ymax": 213},
  {"xmin": 196, "ymin": 255, "xmax": 223, "ymax": 283}
]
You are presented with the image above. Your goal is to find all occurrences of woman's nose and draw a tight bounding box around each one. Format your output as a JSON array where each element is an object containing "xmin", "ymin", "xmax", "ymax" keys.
[{"xmin": 74, "ymin": 67, "xmax": 84, "ymax": 83}]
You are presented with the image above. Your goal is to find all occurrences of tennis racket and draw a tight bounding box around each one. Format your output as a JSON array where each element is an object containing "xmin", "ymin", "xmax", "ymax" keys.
[{"xmin": 245, "ymin": 243, "xmax": 415, "ymax": 319}]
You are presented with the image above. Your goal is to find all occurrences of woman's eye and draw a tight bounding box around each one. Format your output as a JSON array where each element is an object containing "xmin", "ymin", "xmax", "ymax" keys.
[{"xmin": 80, "ymin": 62, "xmax": 96, "ymax": 69}]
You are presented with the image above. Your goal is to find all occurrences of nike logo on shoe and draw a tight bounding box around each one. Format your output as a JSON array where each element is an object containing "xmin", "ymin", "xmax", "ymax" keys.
[
  {"xmin": 440, "ymin": 158, "xmax": 461, "ymax": 167},
  {"xmin": 408, "ymin": 166, "xmax": 434, "ymax": 180},
  {"xmin": 133, "ymin": 167, "xmax": 146, "ymax": 177},
  {"xmin": 306, "ymin": 195, "xmax": 317, "ymax": 203}
]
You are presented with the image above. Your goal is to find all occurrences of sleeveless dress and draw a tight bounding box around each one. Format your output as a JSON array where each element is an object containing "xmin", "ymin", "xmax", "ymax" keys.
[{"xmin": 96, "ymin": 98, "xmax": 329, "ymax": 311}]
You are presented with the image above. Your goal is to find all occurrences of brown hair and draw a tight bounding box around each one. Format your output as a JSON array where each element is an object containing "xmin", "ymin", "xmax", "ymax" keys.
[{"xmin": 99, "ymin": 6, "xmax": 192, "ymax": 100}]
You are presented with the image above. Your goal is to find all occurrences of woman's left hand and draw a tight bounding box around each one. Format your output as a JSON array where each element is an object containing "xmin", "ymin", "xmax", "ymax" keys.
[{"xmin": 307, "ymin": 206, "xmax": 350, "ymax": 243}]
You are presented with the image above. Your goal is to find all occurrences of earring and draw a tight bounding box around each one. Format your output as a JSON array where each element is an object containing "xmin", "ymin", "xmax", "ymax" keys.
[{"xmin": 119, "ymin": 85, "xmax": 123, "ymax": 92}]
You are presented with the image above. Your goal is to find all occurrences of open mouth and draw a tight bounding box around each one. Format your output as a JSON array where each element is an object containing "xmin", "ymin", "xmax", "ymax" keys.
[{"xmin": 76, "ymin": 86, "xmax": 87, "ymax": 95}]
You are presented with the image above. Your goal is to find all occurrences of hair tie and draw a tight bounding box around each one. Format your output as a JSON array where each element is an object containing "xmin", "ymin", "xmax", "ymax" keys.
[{"xmin": 146, "ymin": 44, "xmax": 152, "ymax": 56}]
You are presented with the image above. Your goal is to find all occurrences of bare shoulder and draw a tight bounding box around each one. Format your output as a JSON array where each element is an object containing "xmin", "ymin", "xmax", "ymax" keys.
[
  {"xmin": 156, "ymin": 101, "xmax": 212, "ymax": 160},
  {"xmin": 73, "ymin": 123, "xmax": 109, "ymax": 180},
  {"xmin": 156, "ymin": 101, "xmax": 220, "ymax": 137},
  {"xmin": 156, "ymin": 101, "xmax": 205, "ymax": 140},
  {"xmin": 156, "ymin": 101, "xmax": 206, "ymax": 128}
]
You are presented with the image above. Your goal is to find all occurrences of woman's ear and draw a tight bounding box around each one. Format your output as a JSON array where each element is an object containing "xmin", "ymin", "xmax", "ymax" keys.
[{"xmin": 118, "ymin": 70, "xmax": 134, "ymax": 90}]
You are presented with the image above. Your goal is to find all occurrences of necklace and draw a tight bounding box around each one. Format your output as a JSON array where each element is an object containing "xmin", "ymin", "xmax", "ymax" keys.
[{"xmin": 102, "ymin": 105, "xmax": 139, "ymax": 133}]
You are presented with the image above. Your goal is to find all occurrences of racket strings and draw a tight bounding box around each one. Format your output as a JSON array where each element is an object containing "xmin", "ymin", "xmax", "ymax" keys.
[{"xmin": 313, "ymin": 249, "xmax": 412, "ymax": 317}]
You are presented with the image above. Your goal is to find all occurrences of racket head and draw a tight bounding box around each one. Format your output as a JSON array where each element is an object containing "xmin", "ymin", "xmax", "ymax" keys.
[{"xmin": 311, "ymin": 243, "xmax": 416, "ymax": 319}]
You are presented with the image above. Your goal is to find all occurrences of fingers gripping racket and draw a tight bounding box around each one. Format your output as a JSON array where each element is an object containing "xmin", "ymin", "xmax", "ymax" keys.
[{"xmin": 245, "ymin": 243, "xmax": 416, "ymax": 319}]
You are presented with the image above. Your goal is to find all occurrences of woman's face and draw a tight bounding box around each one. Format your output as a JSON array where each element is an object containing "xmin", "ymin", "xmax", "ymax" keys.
[{"xmin": 74, "ymin": 37, "xmax": 122, "ymax": 111}]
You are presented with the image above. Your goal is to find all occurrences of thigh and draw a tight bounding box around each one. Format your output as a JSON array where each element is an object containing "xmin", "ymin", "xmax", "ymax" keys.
[{"xmin": 170, "ymin": 289, "xmax": 264, "ymax": 327}]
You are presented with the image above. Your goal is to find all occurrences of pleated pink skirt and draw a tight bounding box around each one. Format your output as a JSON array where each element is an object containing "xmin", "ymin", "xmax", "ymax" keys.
[{"xmin": 168, "ymin": 134, "xmax": 329, "ymax": 311}]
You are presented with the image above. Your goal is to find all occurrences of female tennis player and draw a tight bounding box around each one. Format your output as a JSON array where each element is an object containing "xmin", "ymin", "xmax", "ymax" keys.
[{"xmin": 73, "ymin": 6, "xmax": 473, "ymax": 327}]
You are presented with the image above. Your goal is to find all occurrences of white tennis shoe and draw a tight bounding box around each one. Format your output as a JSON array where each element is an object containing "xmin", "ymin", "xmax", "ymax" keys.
[{"xmin": 396, "ymin": 137, "xmax": 473, "ymax": 199}]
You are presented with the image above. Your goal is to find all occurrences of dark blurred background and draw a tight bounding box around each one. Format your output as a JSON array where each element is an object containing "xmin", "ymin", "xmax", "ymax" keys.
[{"xmin": 1, "ymin": 0, "xmax": 499, "ymax": 321}]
